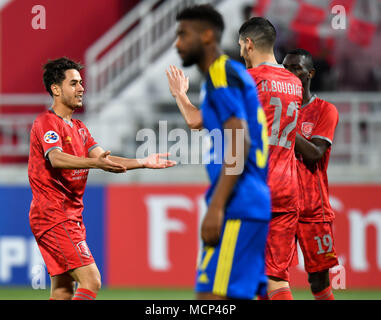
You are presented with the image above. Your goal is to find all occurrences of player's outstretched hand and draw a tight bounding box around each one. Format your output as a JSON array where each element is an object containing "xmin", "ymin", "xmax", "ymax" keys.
[
  {"xmin": 140, "ymin": 153, "xmax": 177, "ymax": 169},
  {"xmin": 97, "ymin": 151, "xmax": 127, "ymax": 173},
  {"xmin": 201, "ymin": 206, "xmax": 224, "ymax": 246},
  {"xmin": 166, "ymin": 65, "xmax": 189, "ymax": 98}
]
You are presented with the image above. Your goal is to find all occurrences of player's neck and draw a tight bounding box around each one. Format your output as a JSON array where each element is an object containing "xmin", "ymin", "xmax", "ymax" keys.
[
  {"xmin": 303, "ymin": 91, "xmax": 313, "ymax": 105},
  {"xmin": 303, "ymin": 84, "xmax": 313, "ymax": 105},
  {"xmin": 51, "ymin": 103, "xmax": 75, "ymax": 121},
  {"xmin": 251, "ymin": 51, "xmax": 278, "ymax": 68},
  {"xmin": 199, "ymin": 46, "xmax": 224, "ymax": 74}
]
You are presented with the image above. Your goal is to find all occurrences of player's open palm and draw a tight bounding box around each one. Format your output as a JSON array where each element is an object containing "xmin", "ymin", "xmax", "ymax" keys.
[
  {"xmin": 141, "ymin": 153, "xmax": 177, "ymax": 169},
  {"xmin": 201, "ymin": 207, "xmax": 224, "ymax": 246},
  {"xmin": 166, "ymin": 65, "xmax": 189, "ymax": 98},
  {"xmin": 97, "ymin": 151, "xmax": 127, "ymax": 173}
]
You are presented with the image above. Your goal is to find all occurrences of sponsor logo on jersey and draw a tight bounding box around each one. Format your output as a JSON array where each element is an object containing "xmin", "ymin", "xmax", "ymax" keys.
[
  {"xmin": 78, "ymin": 128, "xmax": 88, "ymax": 146},
  {"xmin": 43, "ymin": 131, "xmax": 59, "ymax": 143},
  {"xmin": 301, "ymin": 122, "xmax": 314, "ymax": 138}
]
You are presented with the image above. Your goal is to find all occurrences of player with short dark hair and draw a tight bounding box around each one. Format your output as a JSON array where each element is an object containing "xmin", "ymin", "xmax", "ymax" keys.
[
  {"xmin": 166, "ymin": 5, "xmax": 271, "ymax": 300},
  {"xmin": 238, "ymin": 17, "xmax": 276, "ymax": 52},
  {"xmin": 29, "ymin": 57, "xmax": 176, "ymax": 300},
  {"xmin": 175, "ymin": 4, "xmax": 224, "ymax": 44},
  {"xmin": 238, "ymin": 17, "xmax": 303, "ymax": 300},
  {"xmin": 42, "ymin": 57, "xmax": 84, "ymax": 97},
  {"xmin": 283, "ymin": 49, "xmax": 339, "ymax": 300}
]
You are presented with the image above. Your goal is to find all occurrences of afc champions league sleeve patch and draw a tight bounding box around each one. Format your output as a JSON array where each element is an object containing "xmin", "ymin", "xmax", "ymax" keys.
[
  {"xmin": 301, "ymin": 122, "xmax": 314, "ymax": 139},
  {"xmin": 43, "ymin": 130, "xmax": 60, "ymax": 143},
  {"xmin": 77, "ymin": 240, "xmax": 91, "ymax": 258}
]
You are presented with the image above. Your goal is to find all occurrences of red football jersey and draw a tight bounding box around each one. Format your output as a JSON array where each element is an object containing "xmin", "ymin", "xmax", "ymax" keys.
[
  {"xmin": 248, "ymin": 63, "xmax": 303, "ymax": 213},
  {"xmin": 296, "ymin": 96, "xmax": 339, "ymax": 222},
  {"xmin": 28, "ymin": 109, "xmax": 98, "ymax": 239}
]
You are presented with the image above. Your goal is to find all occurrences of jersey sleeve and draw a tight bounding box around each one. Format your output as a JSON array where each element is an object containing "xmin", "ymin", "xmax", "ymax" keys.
[
  {"xmin": 33, "ymin": 116, "xmax": 63, "ymax": 159},
  {"xmin": 208, "ymin": 60, "xmax": 250, "ymax": 123},
  {"xmin": 247, "ymin": 68, "xmax": 261, "ymax": 87},
  {"xmin": 311, "ymin": 103, "xmax": 339, "ymax": 144},
  {"xmin": 79, "ymin": 122, "xmax": 99, "ymax": 154}
]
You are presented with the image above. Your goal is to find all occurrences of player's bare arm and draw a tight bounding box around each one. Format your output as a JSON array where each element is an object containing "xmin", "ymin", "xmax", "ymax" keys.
[
  {"xmin": 201, "ymin": 117, "xmax": 251, "ymax": 246},
  {"xmin": 89, "ymin": 146, "xmax": 176, "ymax": 170},
  {"xmin": 48, "ymin": 148, "xmax": 127, "ymax": 173},
  {"xmin": 166, "ymin": 65, "xmax": 203, "ymax": 130},
  {"xmin": 295, "ymin": 133, "xmax": 330, "ymax": 165}
]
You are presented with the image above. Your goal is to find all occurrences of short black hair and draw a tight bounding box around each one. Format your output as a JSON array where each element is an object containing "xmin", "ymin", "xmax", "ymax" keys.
[
  {"xmin": 238, "ymin": 17, "xmax": 276, "ymax": 51},
  {"xmin": 43, "ymin": 57, "xmax": 84, "ymax": 96},
  {"xmin": 176, "ymin": 4, "xmax": 225, "ymax": 42},
  {"xmin": 286, "ymin": 48, "xmax": 315, "ymax": 70}
]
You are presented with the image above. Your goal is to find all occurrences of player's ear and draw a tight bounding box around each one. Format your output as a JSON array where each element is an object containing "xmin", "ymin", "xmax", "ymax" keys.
[
  {"xmin": 245, "ymin": 37, "xmax": 255, "ymax": 53},
  {"xmin": 201, "ymin": 28, "xmax": 215, "ymax": 44},
  {"xmin": 51, "ymin": 84, "xmax": 60, "ymax": 96},
  {"xmin": 309, "ymin": 68, "xmax": 316, "ymax": 80}
]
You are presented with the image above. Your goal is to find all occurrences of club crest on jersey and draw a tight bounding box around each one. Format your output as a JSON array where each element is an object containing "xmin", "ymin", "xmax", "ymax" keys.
[
  {"xmin": 301, "ymin": 122, "xmax": 314, "ymax": 138},
  {"xmin": 77, "ymin": 241, "xmax": 91, "ymax": 258},
  {"xmin": 78, "ymin": 128, "xmax": 88, "ymax": 145},
  {"xmin": 43, "ymin": 131, "xmax": 59, "ymax": 143}
]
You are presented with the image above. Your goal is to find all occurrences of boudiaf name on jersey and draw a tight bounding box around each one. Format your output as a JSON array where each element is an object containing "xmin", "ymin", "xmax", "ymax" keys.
[{"xmin": 260, "ymin": 79, "xmax": 303, "ymax": 98}]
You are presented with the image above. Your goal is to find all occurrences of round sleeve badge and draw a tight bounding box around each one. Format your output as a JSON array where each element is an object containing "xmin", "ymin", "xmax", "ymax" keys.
[{"xmin": 43, "ymin": 130, "xmax": 60, "ymax": 143}]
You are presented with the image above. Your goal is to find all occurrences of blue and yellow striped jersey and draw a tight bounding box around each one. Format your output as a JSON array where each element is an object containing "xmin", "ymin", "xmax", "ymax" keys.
[{"xmin": 201, "ymin": 55, "xmax": 271, "ymax": 221}]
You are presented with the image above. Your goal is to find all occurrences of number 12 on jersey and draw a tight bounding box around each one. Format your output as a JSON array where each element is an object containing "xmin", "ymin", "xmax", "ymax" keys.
[{"xmin": 268, "ymin": 97, "xmax": 299, "ymax": 149}]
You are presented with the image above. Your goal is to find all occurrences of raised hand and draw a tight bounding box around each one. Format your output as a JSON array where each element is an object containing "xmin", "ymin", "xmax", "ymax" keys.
[{"xmin": 166, "ymin": 65, "xmax": 189, "ymax": 98}]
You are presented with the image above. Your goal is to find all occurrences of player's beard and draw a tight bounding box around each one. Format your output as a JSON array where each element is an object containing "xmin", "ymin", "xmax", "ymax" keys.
[
  {"xmin": 61, "ymin": 91, "xmax": 82, "ymax": 109},
  {"xmin": 180, "ymin": 47, "xmax": 204, "ymax": 67}
]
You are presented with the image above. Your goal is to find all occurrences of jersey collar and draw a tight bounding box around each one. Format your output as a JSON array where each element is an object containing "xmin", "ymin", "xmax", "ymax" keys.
[
  {"xmin": 301, "ymin": 94, "xmax": 317, "ymax": 109},
  {"xmin": 49, "ymin": 107, "xmax": 74, "ymax": 127},
  {"xmin": 255, "ymin": 62, "xmax": 285, "ymax": 69}
]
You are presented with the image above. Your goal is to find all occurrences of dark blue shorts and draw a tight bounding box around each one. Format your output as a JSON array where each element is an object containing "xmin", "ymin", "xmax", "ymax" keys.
[{"xmin": 195, "ymin": 218, "xmax": 269, "ymax": 299}]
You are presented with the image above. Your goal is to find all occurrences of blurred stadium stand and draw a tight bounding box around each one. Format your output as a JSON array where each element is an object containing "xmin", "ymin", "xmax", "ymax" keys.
[
  {"xmin": 0, "ymin": 0, "xmax": 139, "ymax": 166},
  {"xmin": 1, "ymin": 0, "xmax": 381, "ymax": 184}
]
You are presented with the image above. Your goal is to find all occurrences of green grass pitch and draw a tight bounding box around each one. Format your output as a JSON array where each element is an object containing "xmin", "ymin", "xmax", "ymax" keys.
[{"xmin": 0, "ymin": 287, "xmax": 379, "ymax": 300}]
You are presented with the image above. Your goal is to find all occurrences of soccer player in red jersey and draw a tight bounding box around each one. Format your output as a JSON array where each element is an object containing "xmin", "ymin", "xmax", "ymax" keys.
[
  {"xmin": 28, "ymin": 57, "xmax": 176, "ymax": 300},
  {"xmin": 238, "ymin": 18, "xmax": 303, "ymax": 300},
  {"xmin": 283, "ymin": 49, "xmax": 339, "ymax": 300}
]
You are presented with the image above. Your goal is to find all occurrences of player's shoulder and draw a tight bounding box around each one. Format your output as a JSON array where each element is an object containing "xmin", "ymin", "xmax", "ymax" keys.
[
  {"xmin": 32, "ymin": 109, "xmax": 56, "ymax": 126},
  {"xmin": 249, "ymin": 63, "xmax": 302, "ymax": 84},
  {"xmin": 271, "ymin": 64, "xmax": 302, "ymax": 86},
  {"xmin": 207, "ymin": 54, "xmax": 251, "ymax": 90},
  {"xmin": 36, "ymin": 109, "xmax": 54, "ymax": 119},
  {"xmin": 315, "ymin": 97, "xmax": 339, "ymax": 114},
  {"xmin": 280, "ymin": 67, "xmax": 302, "ymax": 85},
  {"xmin": 247, "ymin": 66, "xmax": 261, "ymax": 81}
]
